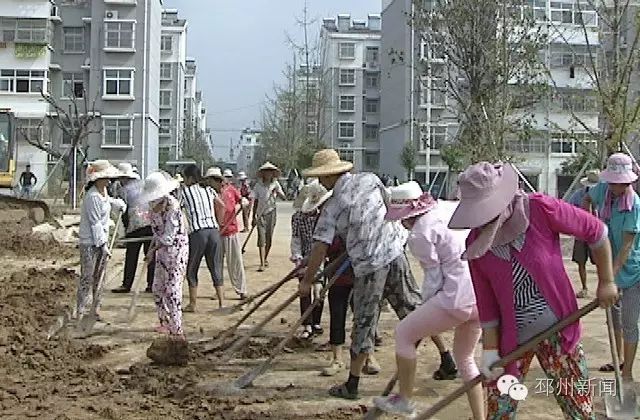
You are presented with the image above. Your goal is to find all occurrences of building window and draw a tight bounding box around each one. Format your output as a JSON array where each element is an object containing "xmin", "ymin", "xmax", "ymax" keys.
[
  {"xmin": 161, "ymin": 35, "xmax": 172, "ymax": 52},
  {"xmin": 364, "ymin": 125, "xmax": 379, "ymax": 141},
  {"xmin": 15, "ymin": 19, "xmax": 47, "ymax": 43},
  {"xmin": 550, "ymin": 132, "xmax": 596, "ymax": 154},
  {"xmin": 420, "ymin": 38, "xmax": 445, "ymax": 61},
  {"xmin": 338, "ymin": 122, "xmax": 355, "ymax": 139},
  {"xmin": 339, "ymin": 95, "xmax": 355, "ymax": 112},
  {"xmin": 0, "ymin": 70, "xmax": 46, "ymax": 93},
  {"xmin": 549, "ymin": 44, "xmax": 593, "ymax": 68},
  {"xmin": 366, "ymin": 47, "xmax": 379, "ymax": 63},
  {"xmin": 104, "ymin": 21, "xmax": 135, "ymax": 49},
  {"xmin": 62, "ymin": 132, "xmax": 72, "ymax": 146},
  {"xmin": 550, "ymin": 1, "xmax": 597, "ymax": 26},
  {"xmin": 365, "ymin": 151, "xmax": 379, "ymax": 169},
  {"xmin": 365, "ymin": 99, "xmax": 379, "ymax": 113},
  {"xmin": 430, "ymin": 125, "xmax": 447, "ymax": 149},
  {"xmin": 63, "ymin": 27, "xmax": 84, "ymax": 52},
  {"xmin": 159, "ymin": 118, "xmax": 171, "ymax": 135},
  {"xmin": 103, "ymin": 118, "xmax": 133, "ymax": 146},
  {"xmin": 338, "ymin": 149, "xmax": 354, "ymax": 162},
  {"xmin": 16, "ymin": 118, "xmax": 43, "ymax": 142},
  {"xmin": 338, "ymin": 42, "xmax": 356, "ymax": 59},
  {"xmin": 365, "ymin": 74, "xmax": 379, "ymax": 89},
  {"xmin": 431, "ymin": 78, "xmax": 447, "ymax": 107},
  {"xmin": 558, "ymin": 92, "xmax": 598, "ymax": 113},
  {"xmin": 506, "ymin": 136, "xmax": 547, "ymax": 154},
  {"xmin": 339, "ymin": 69, "xmax": 356, "ymax": 86},
  {"xmin": 160, "ymin": 63, "xmax": 172, "ymax": 80},
  {"xmin": 307, "ymin": 120, "xmax": 318, "ymax": 134},
  {"xmin": 62, "ymin": 72, "xmax": 84, "ymax": 98},
  {"xmin": 160, "ymin": 90, "xmax": 172, "ymax": 108},
  {"xmin": 103, "ymin": 69, "xmax": 133, "ymax": 98}
]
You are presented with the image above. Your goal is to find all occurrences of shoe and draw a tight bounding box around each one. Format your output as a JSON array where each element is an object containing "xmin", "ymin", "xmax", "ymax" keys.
[
  {"xmin": 183, "ymin": 304, "xmax": 196, "ymax": 313},
  {"xmin": 111, "ymin": 286, "xmax": 130, "ymax": 294},
  {"xmin": 373, "ymin": 394, "xmax": 416, "ymax": 418},
  {"xmin": 328, "ymin": 383, "xmax": 358, "ymax": 400},
  {"xmin": 257, "ymin": 266, "xmax": 265, "ymax": 272},
  {"xmin": 374, "ymin": 335, "xmax": 383, "ymax": 347},
  {"xmin": 576, "ymin": 289, "xmax": 589, "ymax": 298},
  {"xmin": 144, "ymin": 287, "xmax": 153, "ymax": 293},
  {"xmin": 321, "ymin": 360, "xmax": 344, "ymax": 376},
  {"xmin": 433, "ymin": 350, "xmax": 458, "ymax": 380},
  {"xmin": 312, "ymin": 325, "xmax": 324, "ymax": 336},
  {"xmin": 362, "ymin": 356, "xmax": 381, "ymax": 375}
]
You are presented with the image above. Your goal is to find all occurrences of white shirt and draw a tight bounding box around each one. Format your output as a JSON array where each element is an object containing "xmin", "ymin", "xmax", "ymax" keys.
[
  {"xmin": 78, "ymin": 186, "xmax": 125, "ymax": 247},
  {"xmin": 251, "ymin": 180, "xmax": 284, "ymax": 216}
]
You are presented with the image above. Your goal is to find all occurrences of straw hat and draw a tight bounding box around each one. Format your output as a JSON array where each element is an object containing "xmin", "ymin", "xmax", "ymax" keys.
[
  {"xmin": 600, "ymin": 153, "xmax": 638, "ymax": 184},
  {"xmin": 204, "ymin": 167, "xmax": 223, "ymax": 179},
  {"xmin": 116, "ymin": 162, "xmax": 140, "ymax": 180},
  {"xmin": 86, "ymin": 160, "xmax": 120, "ymax": 182},
  {"xmin": 448, "ymin": 162, "xmax": 518, "ymax": 229},
  {"xmin": 385, "ymin": 181, "xmax": 437, "ymax": 221},
  {"xmin": 302, "ymin": 149, "xmax": 353, "ymax": 177},
  {"xmin": 258, "ymin": 162, "xmax": 280, "ymax": 172},
  {"xmin": 223, "ymin": 169, "xmax": 233, "ymax": 178},
  {"xmin": 301, "ymin": 182, "xmax": 333, "ymax": 213},
  {"xmin": 580, "ymin": 169, "xmax": 600, "ymax": 187},
  {"xmin": 238, "ymin": 171, "xmax": 247, "ymax": 180},
  {"xmin": 174, "ymin": 173, "xmax": 184, "ymax": 183},
  {"xmin": 140, "ymin": 171, "xmax": 180, "ymax": 203}
]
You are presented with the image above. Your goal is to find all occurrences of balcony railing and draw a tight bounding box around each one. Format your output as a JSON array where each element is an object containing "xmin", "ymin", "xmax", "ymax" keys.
[{"xmin": 0, "ymin": 18, "xmax": 52, "ymax": 45}]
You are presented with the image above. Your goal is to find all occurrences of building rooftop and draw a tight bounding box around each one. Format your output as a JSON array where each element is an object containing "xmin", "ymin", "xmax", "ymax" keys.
[{"xmin": 322, "ymin": 14, "xmax": 381, "ymax": 33}]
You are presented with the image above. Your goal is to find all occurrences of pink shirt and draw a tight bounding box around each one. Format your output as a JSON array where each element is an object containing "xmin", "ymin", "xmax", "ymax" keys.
[
  {"xmin": 220, "ymin": 184, "xmax": 242, "ymax": 237},
  {"xmin": 407, "ymin": 201, "xmax": 476, "ymax": 313},
  {"xmin": 467, "ymin": 194, "xmax": 606, "ymax": 376}
]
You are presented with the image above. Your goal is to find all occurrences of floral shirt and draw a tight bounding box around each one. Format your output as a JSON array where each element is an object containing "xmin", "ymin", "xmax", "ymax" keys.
[
  {"xmin": 290, "ymin": 210, "xmax": 318, "ymax": 260},
  {"xmin": 313, "ymin": 172, "xmax": 407, "ymax": 277},
  {"xmin": 150, "ymin": 196, "xmax": 187, "ymax": 248}
]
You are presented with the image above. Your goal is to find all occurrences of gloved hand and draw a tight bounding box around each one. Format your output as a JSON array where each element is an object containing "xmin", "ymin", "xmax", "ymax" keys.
[
  {"xmin": 99, "ymin": 243, "xmax": 112, "ymax": 258},
  {"xmin": 481, "ymin": 349, "xmax": 503, "ymax": 381},
  {"xmin": 112, "ymin": 198, "xmax": 127, "ymax": 213}
]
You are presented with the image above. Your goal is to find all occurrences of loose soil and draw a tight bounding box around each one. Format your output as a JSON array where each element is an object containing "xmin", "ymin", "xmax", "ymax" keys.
[{"xmin": 0, "ymin": 220, "xmax": 76, "ymax": 258}]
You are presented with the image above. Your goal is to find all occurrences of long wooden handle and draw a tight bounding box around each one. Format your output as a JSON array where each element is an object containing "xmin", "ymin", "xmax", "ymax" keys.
[
  {"xmin": 416, "ymin": 299, "xmax": 599, "ymax": 419},
  {"xmin": 127, "ymin": 261, "xmax": 149, "ymax": 323},
  {"xmin": 241, "ymin": 225, "xmax": 256, "ymax": 252},
  {"xmin": 606, "ymin": 306, "xmax": 624, "ymax": 403}
]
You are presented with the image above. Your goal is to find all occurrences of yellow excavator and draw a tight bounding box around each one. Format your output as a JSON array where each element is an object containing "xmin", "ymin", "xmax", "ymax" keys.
[{"xmin": 0, "ymin": 109, "xmax": 51, "ymax": 223}]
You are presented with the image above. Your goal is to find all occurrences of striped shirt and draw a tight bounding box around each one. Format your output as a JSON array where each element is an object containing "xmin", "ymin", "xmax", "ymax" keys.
[{"xmin": 180, "ymin": 184, "xmax": 218, "ymax": 234}]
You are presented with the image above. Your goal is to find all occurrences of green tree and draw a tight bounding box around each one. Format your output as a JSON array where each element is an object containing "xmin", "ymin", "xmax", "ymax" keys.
[
  {"xmin": 182, "ymin": 126, "xmax": 216, "ymax": 171},
  {"xmin": 400, "ymin": 141, "xmax": 418, "ymax": 180}
]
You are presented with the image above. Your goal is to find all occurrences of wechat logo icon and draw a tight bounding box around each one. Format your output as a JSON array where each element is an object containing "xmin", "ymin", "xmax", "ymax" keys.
[{"xmin": 497, "ymin": 374, "xmax": 529, "ymax": 401}]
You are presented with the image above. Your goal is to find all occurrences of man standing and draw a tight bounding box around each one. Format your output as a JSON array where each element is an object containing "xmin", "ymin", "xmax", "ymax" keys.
[
  {"xmin": 209, "ymin": 168, "xmax": 248, "ymax": 300},
  {"xmin": 251, "ymin": 162, "xmax": 286, "ymax": 272},
  {"xmin": 299, "ymin": 149, "xmax": 423, "ymax": 400},
  {"xmin": 112, "ymin": 163, "xmax": 155, "ymax": 294},
  {"xmin": 19, "ymin": 164, "xmax": 37, "ymax": 198},
  {"xmin": 238, "ymin": 171, "xmax": 251, "ymax": 232},
  {"xmin": 181, "ymin": 164, "xmax": 224, "ymax": 311},
  {"xmin": 567, "ymin": 169, "xmax": 600, "ymax": 298}
]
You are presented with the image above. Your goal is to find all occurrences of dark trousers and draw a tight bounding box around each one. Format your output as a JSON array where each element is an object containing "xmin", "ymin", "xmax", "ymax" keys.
[
  {"xmin": 299, "ymin": 279, "xmax": 324, "ymax": 327},
  {"xmin": 187, "ymin": 228, "xmax": 223, "ymax": 287},
  {"xmin": 328, "ymin": 283, "xmax": 353, "ymax": 345},
  {"xmin": 122, "ymin": 226, "xmax": 155, "ymax": 290}
]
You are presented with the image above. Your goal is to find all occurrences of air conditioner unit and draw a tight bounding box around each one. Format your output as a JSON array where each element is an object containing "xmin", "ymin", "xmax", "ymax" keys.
[{"xmin": 105, "ymin": 10, "xmax": 118, "ymax": 19}]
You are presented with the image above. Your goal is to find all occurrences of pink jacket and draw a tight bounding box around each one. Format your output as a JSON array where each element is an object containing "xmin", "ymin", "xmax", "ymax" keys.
[{"xmin": 467, "ymin": 194, "xmax": 606, "ymax": 376}]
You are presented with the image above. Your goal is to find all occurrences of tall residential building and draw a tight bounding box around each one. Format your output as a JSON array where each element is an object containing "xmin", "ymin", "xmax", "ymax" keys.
[
  {"xmin": 380, "ymin": 0, "xmax": 602, "ymax": 197},
  {"xmin": 49, "ymin": 0, "xmax": 163, "ymax": 178},
  {"xmin": 236, "ymin": 128, "xmax": 262, "ymax": 175},
  {"xmin": 0, "ymin": 0, "xmax": 54, "ymax": 187},
  {"xmin": 159, "ymin": 8, "xmax": 187, "ymax": 165},
  {"xmin": 319, "ymin": 14, "xmax": 382, "ymax": 173}
]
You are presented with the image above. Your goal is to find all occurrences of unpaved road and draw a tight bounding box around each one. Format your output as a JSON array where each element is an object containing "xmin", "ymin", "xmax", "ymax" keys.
[{"xmin": 0, "ymin": 203, "xmax": 636, "ymax": 419}]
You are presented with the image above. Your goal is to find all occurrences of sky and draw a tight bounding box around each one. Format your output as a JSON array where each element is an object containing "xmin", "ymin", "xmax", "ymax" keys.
[{"xmin": 163, "ymin": 0, "xmax": 381, "ymax": 162}]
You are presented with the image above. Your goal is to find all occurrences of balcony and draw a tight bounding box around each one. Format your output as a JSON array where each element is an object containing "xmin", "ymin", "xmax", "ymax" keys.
[
  {"xmin": 364, "ymin": 61, "xmax": 380, "ymax": 72},
  {"xmin": 0, "ymin": 18, "xmax": 53, "ymax": 45}
]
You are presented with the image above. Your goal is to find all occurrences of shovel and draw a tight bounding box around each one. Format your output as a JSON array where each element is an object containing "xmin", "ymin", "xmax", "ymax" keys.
[
  {"xmin": 126, "ymin": 261, "xmax": 150, "ymax": 323},
  {"xmin": 604, "ymin": 306, "xmax": 638, "ymax": 419}
]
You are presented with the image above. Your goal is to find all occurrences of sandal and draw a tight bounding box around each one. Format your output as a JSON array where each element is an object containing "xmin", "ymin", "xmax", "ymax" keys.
[
  {"xmin": 312, "ymin": 325, "xmax": 324, "ymax": 336},
  {"xmin": 257, "ymin": 266, "xmax": 265, "ymax": 272},
  {"xmin": 299, "ymin": 329, "xmax": 312, "ymax": 340},
  {"xmin": 599, "ymin": 362, "xmax": 624, "ymax": 372},
  {"xmin": 576, "ymin": 289, "xmax": 589, "ymax": 299},
  {"xmin": 328, "ymin": 383, "xmax": 358, "ymax": 400}
]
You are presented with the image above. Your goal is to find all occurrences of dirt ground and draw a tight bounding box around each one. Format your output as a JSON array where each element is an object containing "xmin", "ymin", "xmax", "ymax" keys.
[{"xmin": 0, "ymin": 203, "xmax": 637, "ymax": 419}]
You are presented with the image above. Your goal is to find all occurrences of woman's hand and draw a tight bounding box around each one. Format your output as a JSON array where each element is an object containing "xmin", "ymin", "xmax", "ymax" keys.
[{"xmin": 596, "ymin": 281, "xmax": 618, "ymax": 308}]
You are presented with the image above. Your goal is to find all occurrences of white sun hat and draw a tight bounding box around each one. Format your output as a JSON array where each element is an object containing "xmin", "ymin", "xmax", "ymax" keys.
[
  {"xmin": 116, "ymin": 162, "xmax": 140, "ymax": 180},
  {"xmin": 238, "ymin": 171, "xmax": 247, "ymax": 180},
  {"xmin": 86, "ymin": 160, "xmax": 121, "ymax": 182},
  {"xmin": 140, "ymin": 171, "xmax": 180, "ymax": 203},
  {"xmin": 204, "ymin": 167, "xmax": 223, "ymax": 179},
  {"xmin": 301, "ymin": 182, "xmax": 333, "ymax": 213},
  {"xmin": 223, "ymin": 169, "xmax": 234, "ymax": 178}
]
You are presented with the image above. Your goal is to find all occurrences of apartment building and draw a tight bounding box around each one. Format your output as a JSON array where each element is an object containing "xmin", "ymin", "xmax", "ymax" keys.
[
  {"xmin": 296, "ymin": 64, "xmax": 322, "ymax": 140},
  {"xmin": 236, "ymin": 128, "xmax": 262, "ymax": 175},
  {"xmin": 0, "ymin": 0, "xmax": 53, "ymax": 188},
  {"xmin": 159, "ymin": 8, "xmax": 187, "ymax": 165},
  {"xmin": 380, "ymin": 0, "xmax": 602, "ymax": 197},
  {"xmin": 319, "ymin": 14, "xmax": 382, "ymax": 173}
]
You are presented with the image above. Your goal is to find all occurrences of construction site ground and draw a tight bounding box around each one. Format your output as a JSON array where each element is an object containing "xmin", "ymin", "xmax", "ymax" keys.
[{"xmin": 0, "ymin": 202, "xmax": 637, "ymax": 419}]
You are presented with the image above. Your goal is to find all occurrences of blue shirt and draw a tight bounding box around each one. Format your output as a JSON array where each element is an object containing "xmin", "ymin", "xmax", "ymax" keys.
[
  {"xmin": 567, "ymin": 187, "xmax": 588, "ymax": 207},
  {"xmin": 589, "ymin": 182, "xmax": 640, "ymax": 289}
]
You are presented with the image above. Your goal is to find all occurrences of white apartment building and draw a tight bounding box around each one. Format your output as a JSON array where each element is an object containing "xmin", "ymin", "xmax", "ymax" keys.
[
  {"xmin": 159, "ymin": 8, "xmax": 187, "ymax": 165},
  {"xmin": 319, "ymin": 14, "xmax": 382, "ymax": 173},
  {"xmin": 236, "ymin": 128, "xmax": 261, "ymax": 175},
  {"xmin": 380, "ymin": 0, "xmax": 602, "ymax": 197},
  {"xmin": 0, "ymin": 0, "xmax": 53, "ymax": 188}
]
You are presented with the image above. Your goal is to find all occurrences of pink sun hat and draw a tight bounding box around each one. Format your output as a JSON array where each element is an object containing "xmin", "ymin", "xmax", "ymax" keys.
[
  {"xmin": 600, "ymin": 153, "xmax": 638, "ymax": 184},
  {"xmin": 449, "ymin": 162, "xmax": 518, "ymax": 229},
  {"xmin": 385, "ymin": 181, "xmax": 437, "ymax": 221}
]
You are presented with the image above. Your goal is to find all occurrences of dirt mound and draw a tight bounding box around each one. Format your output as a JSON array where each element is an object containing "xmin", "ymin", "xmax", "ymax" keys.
[{"xmin": 0, "ymin": 221, "xmax": 76, "ymax": 259}]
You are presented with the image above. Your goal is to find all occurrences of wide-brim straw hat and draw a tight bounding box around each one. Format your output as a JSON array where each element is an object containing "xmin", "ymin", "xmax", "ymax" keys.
[
  {"xmin": 385, "ymin": 181, "xmax": 437, "ymax": 221},
  {"xmin": 600, "ymin": 153, "xmax": 638, "ymax": 184},
  {"xmin": 449, "ymin": 162, "xmax": 518, "ymax": 229},
  {"xmin": 258, "ymin": 162, "xmax": 280, "ymax": 173},
  {"xmin": 204, "ymin": 167, "xmax": 223, "ymax": 179},
  {"xmin": 86, "ymin": 159, "xmax": 121, "ymax": 182},
  {"xmin": 302, "ymin": 149, "xmax": 353, "ymax": 177},
  {"xmin": 116, "ymin": 162, "xmax": 140, "ymax": 180},
  {"xmin": 580, "ymin": 169, "xmax": 600, "ymax": 187},
  {"xmin": 301, "ymin": 182, "xmax": 333, "ymax": 213},
  {"xmin": 140, "ymin": 171, "xmax": 180, "ymax": 203}
]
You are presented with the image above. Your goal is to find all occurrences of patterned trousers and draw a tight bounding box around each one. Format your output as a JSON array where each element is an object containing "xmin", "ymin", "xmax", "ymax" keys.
[
  {"xmin": 486, "ymin": 332, "xmax": 594, "ymax": 420},
  {"xmin": 77, "ymin": 245, "xmax": 109, "ymax": 316},
  {"xmin": 153, "ymin": 245, "xmax": 188, "ymax": 336}
]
